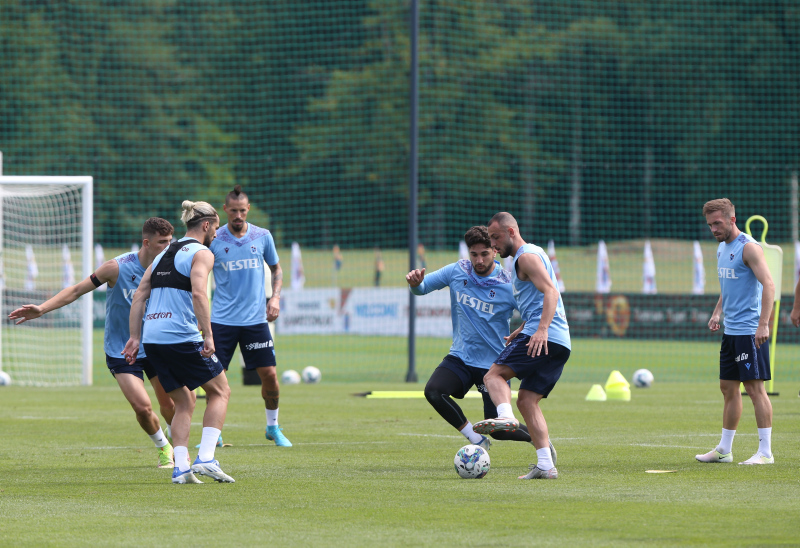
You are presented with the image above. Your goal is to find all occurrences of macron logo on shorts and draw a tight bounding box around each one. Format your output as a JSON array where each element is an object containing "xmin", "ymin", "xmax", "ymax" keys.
[{"xmin": 245, "ymin": 340, "xmax": 273, "ymax": 351}]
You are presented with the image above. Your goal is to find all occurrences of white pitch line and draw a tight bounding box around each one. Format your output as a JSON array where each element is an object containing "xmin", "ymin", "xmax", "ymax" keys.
[{"xmin": 18, "ymin": 416, "xmax": 81, "ymax": 420}]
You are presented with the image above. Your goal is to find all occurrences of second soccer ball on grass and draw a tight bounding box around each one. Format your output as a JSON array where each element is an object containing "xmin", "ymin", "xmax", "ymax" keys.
[
  {"xmin": 281, "ymin": 370, "xmax": 301, "ymax": 385},
  {"xmin": 632, "ymin": 368, "xmax": 654, "ymax": 388},
  {"xmin": 301, "ymin": 366, "xmax": 321, "ymax": 384}
]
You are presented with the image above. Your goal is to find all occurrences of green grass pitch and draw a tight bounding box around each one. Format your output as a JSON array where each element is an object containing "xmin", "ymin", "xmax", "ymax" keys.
[{"xmin": 2, "ymin": 336, "xmax": 800, "ymax": 545}]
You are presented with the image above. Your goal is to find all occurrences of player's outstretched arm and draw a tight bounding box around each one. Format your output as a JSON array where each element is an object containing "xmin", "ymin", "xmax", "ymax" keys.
[
  {"xmin": 744, "ymin": 242, "xmax": 775, "ymax": 347},
  {"xmin": 8, "ymin": 259, "xmax": 119, "ymax": 324},
  {"xmin": 123, "ymin": 263, "xmax": 153, "ymax": 364},
  {"xmin": 517, "ymin": 253, "xmax": 559, "ymax": 356},
  {"xmin": 191, "ymin": 249, "xmax": 215, "ymax": 357},
  {"xmin": 267, "ymin": 261, "xmax": 282, "ymax": 322}
]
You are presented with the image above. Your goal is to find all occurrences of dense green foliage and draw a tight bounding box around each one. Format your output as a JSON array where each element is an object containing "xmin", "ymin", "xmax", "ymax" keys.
[{"xmin": 1, "ymin": 1, "xmax": 798, "ymax": 247}]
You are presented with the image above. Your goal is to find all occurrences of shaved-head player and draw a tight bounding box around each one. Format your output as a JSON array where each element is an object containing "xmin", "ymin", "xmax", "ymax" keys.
[{"xmin": 474, "ymin": 212, "xmax": 571, "ymax": 480}]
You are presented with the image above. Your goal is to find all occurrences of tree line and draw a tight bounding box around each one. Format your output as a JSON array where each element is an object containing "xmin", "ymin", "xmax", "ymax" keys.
[{"xmin": 1, "ymin": 0, "xmax": 798, "ymax": 247}]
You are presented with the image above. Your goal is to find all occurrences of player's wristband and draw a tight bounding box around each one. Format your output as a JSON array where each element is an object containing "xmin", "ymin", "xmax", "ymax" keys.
[{"xmin": 89, "ymin": 273, "xmax": 103, "ymax": 288}]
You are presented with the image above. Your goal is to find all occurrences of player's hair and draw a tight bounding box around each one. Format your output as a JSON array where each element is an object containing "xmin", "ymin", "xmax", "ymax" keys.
[
  {"xmin": 142, "ymin": 217, "xmax": 174, "ymax": 239},
  {"xmin": 226, "ymin": 184, "xmax": 248, "ymax": 204},
  {"xmin": 488, "ymin": 211, "xmax": 518, "ymax": 228},
  {"xmin": 464, "ymin": 226, "xmax": 491, "ymax": 249},
  {"xmin": 702, "ymin": 198, "xmax": 735, "ymax": 218},
  {"xmin": 181, "ymin": 200, "xmax": 218, "ymax": 229}
]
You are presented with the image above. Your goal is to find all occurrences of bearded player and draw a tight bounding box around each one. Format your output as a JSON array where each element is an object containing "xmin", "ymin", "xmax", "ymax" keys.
[
  {"xmin": 408, "ymin": 226, "xmax": 550, "ymax": 455},
  {"xmin": 209, "ymin": 185, "xmax": 291, "ymax": 447}
]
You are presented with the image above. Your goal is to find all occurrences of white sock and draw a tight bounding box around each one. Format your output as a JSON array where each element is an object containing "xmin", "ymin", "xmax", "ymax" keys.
[
  {"xmin": 148, "ymin": 427, "xmax": 169, "ymax": 448},
  {"xmin": 717, "ymin": 428, "xmax": 736, "ymax": 454},
  {"xmin": 166, "ymin": 424, "xmax": 171, "ymax": 440},
  {"xmin": 496, "ymin": 403, "xmax": 515, "ymax": 420},
  {"xmin": 266, "ymin": 408, "xmax": 279, "ymax": 427},
  {"xmin": 460, "ymin": 422, "xmax": 484, "ymax": 444},
  {"xmin": 198, "ymin": 427, "xmax": 221, "ymax": 462},
  {"xmin": 536, "ymin": 447, "xmax": 554, "ymax": 470},
  {"xmin": 757, "ymin": 427, "xmax": 772, "ymax": 457},
  {"xmin": 174, "ymin": 446, "xmax": 190, "ymax": 472}
]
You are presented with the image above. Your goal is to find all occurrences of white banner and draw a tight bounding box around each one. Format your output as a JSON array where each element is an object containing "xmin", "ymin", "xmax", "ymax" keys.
[
  {"xmin": 277, "ymin": 288, "xmax": 341, "ymax": 334},
  {"xmin": 642, "ymin": 240, "xmax": 657, "ymax": 294},
  {"xmin": 277, "ymin": 287, "xmax": 453, "ymax": 338},
  {"xmin": 692, "ymin": 241, "xmax": 705, "ymax": 295},
  {"xmin": 596, "ymin": 240, "xmax": 611, "ymax": 293}
]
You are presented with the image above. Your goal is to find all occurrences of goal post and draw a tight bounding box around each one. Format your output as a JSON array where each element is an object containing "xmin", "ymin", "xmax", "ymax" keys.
[{"xmin": 0, "ymin": 173, "xmax": 93, "ymax": 386}]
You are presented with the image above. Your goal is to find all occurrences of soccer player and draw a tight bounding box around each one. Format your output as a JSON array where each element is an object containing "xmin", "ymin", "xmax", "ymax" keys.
[
  {"xmin": 124, "ymin": 200, "xmax": 234, "ymax": 484},
  {"xmin": 9, "ymin": 218, "xmax": 176, "ymax": 468},
  {"xmin": 209, "ymin": 185, "xmax": 291, "ymax": 447},
  {"xmin": 473, "ymin": 212, "xmax": 571, "ymax": 480},
  {"xmin": 696, "ymin": 198, "xmax": 775, "ymax": 465},
  {"xmin": 407, "ymin": 226, "xmax": 535, "ymax": 451}
]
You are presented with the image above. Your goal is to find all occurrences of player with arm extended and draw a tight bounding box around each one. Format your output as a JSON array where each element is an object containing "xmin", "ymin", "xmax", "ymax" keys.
[
  {"xmin": 9, "ymin": 218, "xmax": 177, "ymax": 468},
  {"xmin": 696, "ymin": 198, "xmax": 775, "ymax": 465},
  {"xmin": 408, "ymin": 226, "xmax": 537, "ymax": 451},
  {"xmin": 209, "ymin": 185, "xmax": 291, "ymax": 447},
  {"xmin": 473, "ymin": 212, "xmax": 571, "ymax": 480},
  {"xmin": 124, "ymin": 201, "xmax": 234, "ymax": 484}
]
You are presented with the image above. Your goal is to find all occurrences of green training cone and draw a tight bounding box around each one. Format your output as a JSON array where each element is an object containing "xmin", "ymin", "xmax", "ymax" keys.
[
  {"xmin": 605, "ymin": 370, "xmax": 629, "ymax": 390},
  {"xmin": 585, "ymin": 384, "xmax": 607, "ymax": 401},
  {"xmin": 606, "ymin": 386, "xmax": 631, "ymax": 401}
]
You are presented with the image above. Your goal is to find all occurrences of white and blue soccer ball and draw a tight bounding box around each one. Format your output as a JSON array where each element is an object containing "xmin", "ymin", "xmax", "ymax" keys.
[
  {"xmin": 301, "ymin": 366, "xmax": 321, "ymax": 384},
  {"xmin": 0, "ymin": 371, "xmax": 11, "ymax": 386},
  {"xmin": 454, "ymin": 444, "xmax": 491, "ymax": 479},
  {"xmin": 281, "ymin": 369, "xmax": 301, "ymax": 385},
  {"xmin": 632, "ymin": 368, "xmax": 654, "ymax": 388}
]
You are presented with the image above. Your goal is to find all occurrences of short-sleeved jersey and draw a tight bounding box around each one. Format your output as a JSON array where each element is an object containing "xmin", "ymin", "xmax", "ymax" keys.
[
  {"xmin": 104, "ymin": 252, "xmax": 146, "ymax": 358},
  {"xmin": 210, "ymin": 223, "xmax": 280, "ymax": 326},
  {"xmin": 717, "ymin": 233, "xmax": 762, "ymax": 335},
  {"xmin": 512, "ymin": 244, "xmax": 571, "ymax": 350},
  {"xmin": 143, "ymin": 237, "xmax": 207, "ymax": 345},
  {"xmin": 410, "ymin": 260, "xmax": 516, "ymax": 369}
]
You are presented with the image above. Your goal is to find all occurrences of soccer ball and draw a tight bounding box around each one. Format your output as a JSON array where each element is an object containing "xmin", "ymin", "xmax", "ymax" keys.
[
  {"xmin": 0, "ymin": 371, "xmax": 11, "ymax": 386},
  {"xmin": 301, "ymin": 366, "xmax": 321, "ymax": 384},
  {"xmin": 281, "ymin": 369, "xmax": 301, "ymax": 385},
  {"xmin": 632, "ymin": 368, "xmax": 654, "ymax": 388},
  {"xmin": 454, "ymin": 444, "xmax": 491, "ymax": 479}
]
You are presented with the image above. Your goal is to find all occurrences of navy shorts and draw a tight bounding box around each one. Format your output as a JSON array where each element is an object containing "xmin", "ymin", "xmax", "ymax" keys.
[
  {"xmin": 720, "ymin": 334, "xmax": 771, "ymax": 382},
  {"xmin": 143, "ymin": 341, "xmax": 224, "ymax": 393},
  {"xmin": 438, "ymin": 354, "xmax": 506, "ymax": 420},
  {"xmin": 211, "ymin": 322, "xmax": 276, "ymax": 371},
  {"xmin": 495, "ymin": 333, "xmax": 570, "ymax": 397},
  {"xmin": 106, "ymin": 355, "xmax": 157, "ymax": 381}
]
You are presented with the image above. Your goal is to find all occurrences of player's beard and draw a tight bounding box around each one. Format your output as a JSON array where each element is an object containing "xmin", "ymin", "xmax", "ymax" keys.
[
  {"xmin": 496, "ymin": 241, "xmax": 513, "ymax": 258},
  {"xmin": 473, "ymin": 261, "xmax": 491, "ymax": 274},
  {"xmin": 230, "ymin": 219, "xmax": 244, "ymax": 231},
  {"xmin": 203, "ymin": 231, "xmax": 215, "ymax": 247}
]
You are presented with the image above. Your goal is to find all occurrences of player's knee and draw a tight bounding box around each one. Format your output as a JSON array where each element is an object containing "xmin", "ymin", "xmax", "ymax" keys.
[
  {"xmin": 423, "ymin": 382, "xmax": 442, "ymax": 404},
  {"xmin": 132, "ymin": 402, "xmax": 154, "ymax": 419}
]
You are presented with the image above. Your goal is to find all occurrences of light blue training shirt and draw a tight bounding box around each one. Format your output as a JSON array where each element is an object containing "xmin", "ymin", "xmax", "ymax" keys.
[
  {"xmin": 142, "ymin": 237, "xmax": 206, "ymax": 345},
  {"xmin": 210, "ymin": 223, "xmax": 280, "ymax": 326},
  {"xmin": 104, "ymin": 251, "xmax": 146, "ymax": 359},
  {"xmin": 410, "ymin": 260, "xmax": 516, "ymax": 369},
  {"xmin": 717, "ymin": 233, "xmax": 763, "ymax": 335},
  {"xmin": 512, "ymin": 243, "xmax": 571, "ymax": 350}
]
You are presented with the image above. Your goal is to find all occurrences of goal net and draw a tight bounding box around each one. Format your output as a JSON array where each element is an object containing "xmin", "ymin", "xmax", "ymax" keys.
[{"xmin": 0, "ymin": 176, "xmax": 93, "ymax": 386}]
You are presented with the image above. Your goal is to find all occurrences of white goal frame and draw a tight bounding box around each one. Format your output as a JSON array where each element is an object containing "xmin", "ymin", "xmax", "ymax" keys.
[{"xmin": 0, "ymin": 153, "xmax": 94, "ymax": 385}]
